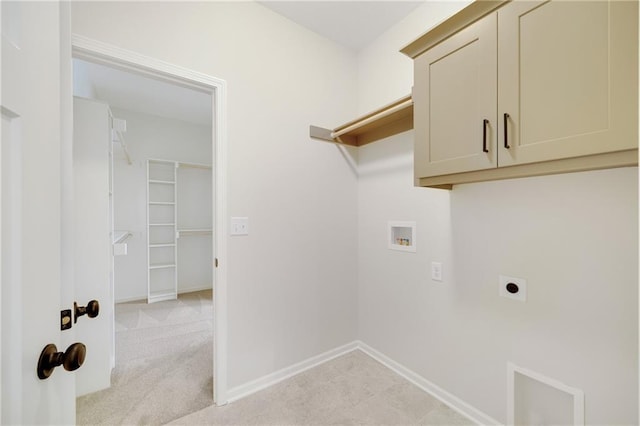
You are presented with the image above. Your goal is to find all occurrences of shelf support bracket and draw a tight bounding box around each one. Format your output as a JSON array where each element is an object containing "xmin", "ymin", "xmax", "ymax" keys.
[
  {"xmin": 309, "ymin": 125, "xmax": 358, "ymax": 146},
  {"xmin": 309, "ymin": 125, "xmax": 332, "ymax": 142}
]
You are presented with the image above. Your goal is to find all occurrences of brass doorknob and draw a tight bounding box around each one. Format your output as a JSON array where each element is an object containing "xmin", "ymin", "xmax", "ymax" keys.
[
  {"xmin": 37, "ymin": 342, "xmax": 86, "ymax": 380},
  {"xmin": 74, "ymin": 300, "xmax": 99, "ymax": 323}
]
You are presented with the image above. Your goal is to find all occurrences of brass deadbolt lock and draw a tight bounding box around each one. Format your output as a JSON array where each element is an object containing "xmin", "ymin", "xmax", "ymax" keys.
[{"xmin": 74, "ymin": 300, "xmax": 99, "ymax": 323}]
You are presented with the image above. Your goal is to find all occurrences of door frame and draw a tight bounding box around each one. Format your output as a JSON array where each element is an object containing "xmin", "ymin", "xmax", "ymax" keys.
[{"xmin": 71, "ymin": 34, "xmax": 229, "ymax": 405}]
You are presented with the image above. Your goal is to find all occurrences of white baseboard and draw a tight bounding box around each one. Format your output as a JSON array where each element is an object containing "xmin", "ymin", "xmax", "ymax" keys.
[
  {"xmin": 115, "ymin": 287, "xmax": 212, "ymax": 304},
  {"xmin": 115, "ymin": 295, "xmax": 146, "ymax": 304},
  {"xmin": 178, "ymin": 285, "xmax": 213, "ymax": 294},
  {"xmin": 356, "ymin": 341, "xmax": 501, "ymax": 426},
  {"xmin": 223, "ymin": 339, "xmax": 500, "ymax": 425},
  {"xmin": 225, "ymin": 341, "xmax": 359, "ymax": 403}
]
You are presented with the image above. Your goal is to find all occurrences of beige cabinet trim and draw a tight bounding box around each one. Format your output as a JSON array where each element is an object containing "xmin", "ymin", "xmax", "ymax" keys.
[
  {"xmin": 400, "ymin": 1, "xmax": 506, "ymax": 59},
  {"xmin": 417, "ymin": 149, "xmax": 638, "ymax": 189}
]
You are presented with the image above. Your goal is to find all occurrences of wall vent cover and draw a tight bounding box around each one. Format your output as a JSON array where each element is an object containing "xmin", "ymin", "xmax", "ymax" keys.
[{"xmin": 507, "ymin": 363, "xmax": 584, "ymax": 426}]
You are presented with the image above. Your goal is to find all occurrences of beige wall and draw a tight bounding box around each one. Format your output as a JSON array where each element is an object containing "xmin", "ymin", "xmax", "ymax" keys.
[
  {"xmin": 356, "ymin": 2, "xmax": 638, "ymax": 424},
  {"xmin": 71, "ymin": 1, "xmax": 360, "ymax": 390}
]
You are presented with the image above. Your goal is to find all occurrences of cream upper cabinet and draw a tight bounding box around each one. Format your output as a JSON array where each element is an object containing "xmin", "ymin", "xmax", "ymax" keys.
[
  {"xmin": 405, "ymin": 0, "xmax": 638, "ymax": 189},
  {"xmin": 413, "ymin": 13, "xmax": 497, "ymax": 178},
  {"xmin": 497, "ymin": 0, "xmax": 637, "ymax": 166}
]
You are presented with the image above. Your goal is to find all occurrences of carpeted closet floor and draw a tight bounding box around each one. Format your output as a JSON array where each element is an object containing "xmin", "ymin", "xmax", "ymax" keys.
[{"xmin": 76, "ymin": 290, "xmax": 214, "ymax": 425}]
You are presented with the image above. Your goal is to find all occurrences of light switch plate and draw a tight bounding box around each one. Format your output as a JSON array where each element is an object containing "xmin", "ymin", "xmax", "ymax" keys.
[
  {"xmin": 230, "ymin": 217, "xmax": 249, "ymax": 236},
  {"xmin": 431, "ymin": 262, "xmax": 443, "ymax": 282}
]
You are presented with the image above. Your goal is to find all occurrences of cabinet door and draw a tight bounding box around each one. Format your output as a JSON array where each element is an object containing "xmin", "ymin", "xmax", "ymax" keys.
[
  {"xmin": 414, "ymin": 13, "xmax": 497, "ymax": 179},
  {"xmin": 498, "ymin": 0, "xmax": 638, "ymax": 167}
]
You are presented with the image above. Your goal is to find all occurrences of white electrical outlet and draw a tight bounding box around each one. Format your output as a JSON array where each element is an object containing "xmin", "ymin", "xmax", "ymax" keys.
[
  {"xmin": 230, "ymin": 217, "xmax": 249, "ymax": 236},
  {"xmin": 431, "ymin": 262, "xmax": 443, "ymax": 282},
  {"xmin": 499, "ymin": 275, "xmax": 527, "ymax": 302}
]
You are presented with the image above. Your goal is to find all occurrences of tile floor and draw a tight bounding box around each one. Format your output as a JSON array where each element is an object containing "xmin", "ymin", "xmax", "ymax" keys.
[
  {"xmin": 170, "ymin": 350, "xmax": 474, "ymax": 425},
  {"xmin": 77, "ymin": 290, "xmax": 474, "ymax": 425}
]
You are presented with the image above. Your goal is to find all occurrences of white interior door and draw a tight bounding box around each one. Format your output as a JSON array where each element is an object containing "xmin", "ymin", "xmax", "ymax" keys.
[{"xmin": 1, "ymin": 2, "xmax": 75, "ymax": 424}]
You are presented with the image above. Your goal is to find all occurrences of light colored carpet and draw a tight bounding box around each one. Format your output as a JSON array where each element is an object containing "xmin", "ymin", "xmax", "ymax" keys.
[
  {"xmin": 170, "ymin": 350, "xmax": 474, "ymax": 426},
  {"xmin": 76, "ymin": 290, "xmax": 214, "ymax": 426}
]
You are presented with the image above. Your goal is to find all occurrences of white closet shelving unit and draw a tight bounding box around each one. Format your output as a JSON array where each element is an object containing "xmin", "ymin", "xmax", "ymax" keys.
[
  {"xmin": 147, "ymin": 159, "xmax": 178, "ymax": 303},
  {"xmin": 147, "ymin": 159, "xmax": 212, "ymax": 303}
]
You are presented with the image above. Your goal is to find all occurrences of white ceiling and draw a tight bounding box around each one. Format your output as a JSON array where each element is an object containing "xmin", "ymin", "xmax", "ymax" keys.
[
  {"xmin": 73, "ymin": 2, "xmax": 422, "ymax": 125},
  {"xmin": 73, "ymin": 59, "xmax": 212, "ymax": 126},
  {"xmin": 259, "ymin": 1, "xmax": 425, "ymax": 51}
]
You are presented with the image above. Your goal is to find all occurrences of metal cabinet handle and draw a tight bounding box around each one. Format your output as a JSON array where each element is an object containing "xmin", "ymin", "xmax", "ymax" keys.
[
  {"xmin": 482, "ymin": 119, "xmax": 489, "ymax": 153},
  {"xmin": 503, "ymin": 113, "xmax": 510, "ymax": 149}
]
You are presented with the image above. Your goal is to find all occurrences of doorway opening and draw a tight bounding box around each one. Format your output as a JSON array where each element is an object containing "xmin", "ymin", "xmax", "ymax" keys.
[{"xmin": 70, "ymin": 36, "xmax": 227, "ymax": 423}]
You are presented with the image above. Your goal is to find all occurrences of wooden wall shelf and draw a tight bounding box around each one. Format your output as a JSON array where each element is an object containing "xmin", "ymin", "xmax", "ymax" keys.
[{"xmin": 310, "ymin": 95, "xmax": 413, "ymax": 147}]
